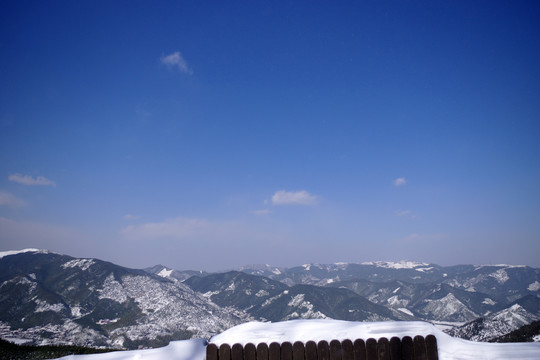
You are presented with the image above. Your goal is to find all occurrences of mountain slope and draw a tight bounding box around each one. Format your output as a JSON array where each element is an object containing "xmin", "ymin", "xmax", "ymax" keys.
[
  {"xmin": 0, "ymin": 250, "xmax": 245, "ymax": 349},
  {"xmin": 445, "ymin": 295, "xmax": 540, "ymax": 341},
  {"xmin": 183, "ymin": 271, "xmax": 409, "ymax": 322}
]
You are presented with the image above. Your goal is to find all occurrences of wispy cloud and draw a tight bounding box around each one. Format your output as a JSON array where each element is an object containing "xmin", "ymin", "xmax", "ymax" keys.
[
  {"xmin": 160, "ymin": 51, "xmax": 192, "ymax": 74},
  {"xmin": 397, "ymin": 233, "xmax": 446, "ymax": 244},
  {"xmin": 271, "ymin": 190, "xmax": 317, "ymax": 206},
  {"xmin": 9, "ymin": 174, "xmax": 56, "ymax": 187},
  {"xmin": 393, "ymin": 177, "xmax": 407, "ymax": 187},
  {"xmin": 0, "ymin": 191, "xmax": 25, "ymax": 208},
  {"xmin": 252, "ymin": 209, "xmax": 272, "ymax": 215},
  {"xmin": 123, "ymin": 214, "xmax": 142, "ymax": 220},
  {"xmin": 120, "ymin": 217, "xmax": 219, "ymax": 240},
  {"xmin": 119, "ymin": 216, "xmax": 273, "ymax": 247},
  {"xmin": 396, "ymin": 210, "xmax": 417, "ymax": 218}
]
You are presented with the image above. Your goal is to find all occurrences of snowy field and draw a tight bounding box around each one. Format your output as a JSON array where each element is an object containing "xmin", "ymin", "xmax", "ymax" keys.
[{"xmin": 57, "ymin": 320, "xmax": 540, "ymax": 360}]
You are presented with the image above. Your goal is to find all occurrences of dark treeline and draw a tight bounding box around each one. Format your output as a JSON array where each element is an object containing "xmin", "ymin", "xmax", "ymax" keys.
[{"xmin": 0, "ymin": 339, "xmax": 119, "ymax": 360}]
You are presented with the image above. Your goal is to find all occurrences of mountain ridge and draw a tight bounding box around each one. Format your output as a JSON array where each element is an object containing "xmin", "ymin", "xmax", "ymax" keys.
[{"xmin": 1, "ymin": 249, "xmax": 539, "ymax": 348}]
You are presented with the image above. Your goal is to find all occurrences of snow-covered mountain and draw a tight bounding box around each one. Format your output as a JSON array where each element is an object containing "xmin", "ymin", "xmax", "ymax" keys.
[
  {"xmin": 145, "ymin": 265, "xmax": 208, "ymax": 283},
  {"xmin": 328, "ymin": 280, "xmax": 500, "ymax": 322},
  {"xmin": 240, "ymin": 261, "xmax": 449, "ymax": 286},
  {"xmin": 0, "ymin": 250, "xmax": 246, "ymax": 349},
  {"xmin": 445, "ymin": 295, "xmax": 540, "ymax": 341},
  {"xmin": 183, "ymin": 271, "xmax": 411, "ymax": 323},
  {"xmin": 2, "ymin": 249, "xmax": 540, "ymax": 350},
  {"xmin": 236, "ymin": 261, "xmax": 540, "ymax": 339}
]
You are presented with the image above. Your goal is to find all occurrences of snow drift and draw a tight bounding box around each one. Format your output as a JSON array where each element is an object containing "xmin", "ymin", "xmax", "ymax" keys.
[{"xmin": 57, "ymin": 319, "xmax": 540, "ymax": 360}]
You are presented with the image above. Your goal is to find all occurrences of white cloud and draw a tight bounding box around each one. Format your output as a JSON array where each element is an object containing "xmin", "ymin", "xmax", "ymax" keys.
[
  {"xmin": 0, "ymin": 217, "xmax": 81, "ymax": 253},
  {"xmin": 160, "ymin": 51, "xmax": 192, "ymax": 74},
  {"xmin": 396, "ymin": 210, "xmax": 417, "ymax": 218},
  {"xmin": 0, "ymin": 191, "xmax": 25, "ymax": 208},
  {"xmin": 123, "ymin": 214, "xmax": 142, "ymax": 220},
  {"xmin": 120, "ymin": 217, "xmax": 220, "ymax": 240},
  {"xmin": 393, "ymin": 177, "xmax": 407, "ymax": 187},
  {"xmin": 252, "ymin": 209, "xmax": 272, "ymax": 215},
  {"xmin": 9, "ymin": 174, "xmax": 56, "ymax": 187},
  {"xmin": 271, "ymin": 190, "xmax": 318, "ymax": 206}
]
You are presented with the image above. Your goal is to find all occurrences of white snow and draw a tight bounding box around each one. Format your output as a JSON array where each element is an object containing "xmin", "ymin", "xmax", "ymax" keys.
[
  {"xmin": 98, "ymin": 274, "xmax": 128, "ymax": 303},
  {"xmin": 527, "ymin": 281, "xmax": 540, "ymax": 291},
  {"xmin": 62, "ymin": 259, "xmax": 95, "ymax": 271},
  {"xmin": 482, "ymin": 298, "xmax": 496, "ymax": 306},
  {"xmin": 421, "ymin": 293, "xmax": 478, "ymax": 322},
  {"xmin": 398, "ymin": 308, "xmax": 414, "ymax": 316},
  {"xmin": 42, "ymin": 319, "xmax": 540, "ymax": 360},
  {"xmin": 225, "ymin": 282, "xmax": 236, "ymax": 291},
  {"xmin": 3, "ymin": 337, "xmax": 32, "ymax": 345},
  {"xmin": 71, "ymin": 306, "xmax": 84, "ymax": 317},
  {"xmin": 386, "ymin": 295, "xmax": 409, "ymax": 308},
  {"xmin": 158, "ymin": 268, "xmax": 173, "ymax": 278},
  {"xmin": 211, "ymin": 320, "xmax": 540, "ymax": 360},
  {"xmin": 255, "ymin": 290, "xmax": 269, "ymax": 297},
  {"xmin": 285, "ymin": 295, "xmax": 327, "ymax": 319},
  {"xmin": 57, "ymin": 338, "xmax": 206, "ymax": 360},
  {"xmin": 34, "ymin": 299, "xmax": 65, "ymax": 313},
  {"xmin": 0, "ymin": 248, "xmax": 43, "ymax": 259},
  {"xmin": 361, "ymin": 260, "xmax": 430, "ymax": 269},
  {"xmin": 490, "ymin": 269, "xmax": 510, "ymax": 284}
]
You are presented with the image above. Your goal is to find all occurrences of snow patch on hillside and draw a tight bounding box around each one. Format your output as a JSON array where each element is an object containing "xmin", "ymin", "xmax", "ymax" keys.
[
  {"xmin": 490, "ymin": 269, "xmax": 510, "ymax": 284},
  {"xmin": 421, "ymin": 293, "xmax": 478, "ymax": 322},
  {"xmin": 98, "ymin": 274, "xmax": 128, "ymax": 303},
  {"xmin": 285, "ymin": 294, "xmax": 327, "ymax": 320},
  {"xmin": 398, "ymin": 308, "xmax": 414, "ymax": 316},
  {"xmin": 528, "ymin": 281, "xmax": 540, "ymax": 291},
  {"xmin": 62, "ymin": 259, "xmax": 95, "ymax": 271},
  {"xmin": 34, "ymin": 299, "xmax": 65, "ymax": 313},
  {"xmin": 483, "ymin": 298, "xmax": 496, "ymax": 306},
  {"xmin": 157, "ymin": 268, "xmax": 173, "ymax": 278}
]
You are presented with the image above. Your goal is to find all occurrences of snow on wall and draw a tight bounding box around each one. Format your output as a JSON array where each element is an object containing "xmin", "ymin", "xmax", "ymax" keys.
[{"xmin": 210, "ymin": 320, "xmax": 540, "ymax": 360}]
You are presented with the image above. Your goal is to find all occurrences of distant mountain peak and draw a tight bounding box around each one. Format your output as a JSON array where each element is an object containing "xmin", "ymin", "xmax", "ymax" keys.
[{"xmin": 361, "ymin": 260, "xmax": 431, "ymax": 269}]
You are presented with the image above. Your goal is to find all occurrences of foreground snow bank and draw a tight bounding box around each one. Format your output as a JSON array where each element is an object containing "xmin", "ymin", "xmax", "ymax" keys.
[
  {"xmin": 58, "ymin": 320, "xmax": 540, "ymax": 360},
  {"xmin": 57, "ymin": 338, "xmax": 206, "ymax": 360}
]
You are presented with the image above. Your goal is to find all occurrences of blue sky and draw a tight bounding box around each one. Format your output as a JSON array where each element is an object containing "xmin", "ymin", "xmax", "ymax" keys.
[{"xmin": 1, "ymin": 1, "xmax": 539, "ymax": 271}]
